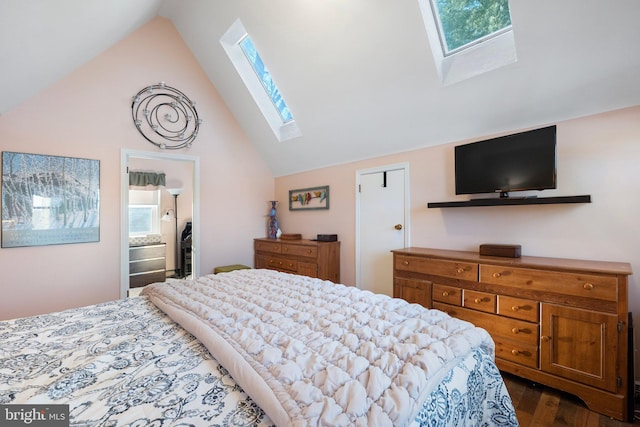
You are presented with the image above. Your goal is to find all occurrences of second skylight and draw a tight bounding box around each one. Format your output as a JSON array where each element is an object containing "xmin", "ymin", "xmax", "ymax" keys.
[{"xmin": 431, "ymin": 0, "xmax": 512, "ymax": 55}]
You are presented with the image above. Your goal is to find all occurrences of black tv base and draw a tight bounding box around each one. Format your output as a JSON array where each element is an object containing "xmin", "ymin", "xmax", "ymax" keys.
[{"xmin": 427, "ymin": 195, "xmax": 591, "ymax": 208}]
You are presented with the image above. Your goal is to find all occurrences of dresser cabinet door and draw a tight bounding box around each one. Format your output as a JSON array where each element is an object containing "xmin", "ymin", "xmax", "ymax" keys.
[
  {"xmin": 541, "ymin": 303, "xmax": 618, "ymax": 392},
  {"xmin": 394, "ymin": 277, "xmax": 432, "ymax": 308},
  {"xmin": 254, "ymin": 254, "xmax": 269, "ymax": 269},
  {"xmin": 298, "ymin": 262, "xmax": 317, "ymax": 278}
]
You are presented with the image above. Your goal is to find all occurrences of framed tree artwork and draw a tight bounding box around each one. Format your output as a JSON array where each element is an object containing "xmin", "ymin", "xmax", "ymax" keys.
[{"xmin": 1, "ymin": 152, "xmax": 100, "ymax": 248}]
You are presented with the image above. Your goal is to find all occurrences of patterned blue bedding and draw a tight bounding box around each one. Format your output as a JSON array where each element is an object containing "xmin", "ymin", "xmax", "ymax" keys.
[{"xmin": 0, "ymin": 296, "xmax": 518, "ymax": 426}]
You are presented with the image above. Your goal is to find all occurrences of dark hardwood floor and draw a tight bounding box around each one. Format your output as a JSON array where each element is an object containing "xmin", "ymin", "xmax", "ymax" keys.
[{"xmin": 502, "ymin": 373, "xmax": 639, "ymax": 426}]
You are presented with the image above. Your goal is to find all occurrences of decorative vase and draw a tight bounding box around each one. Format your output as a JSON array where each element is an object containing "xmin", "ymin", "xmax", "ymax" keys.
[{"xmin": 267, "ymin": 201, "xmax": 279, "ymax": 239}]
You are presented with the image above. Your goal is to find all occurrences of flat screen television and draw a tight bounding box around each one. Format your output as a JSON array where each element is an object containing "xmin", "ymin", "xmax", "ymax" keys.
[{"xmin": 454, "ymin": 125, "xmax": 557, "ymax": 198}]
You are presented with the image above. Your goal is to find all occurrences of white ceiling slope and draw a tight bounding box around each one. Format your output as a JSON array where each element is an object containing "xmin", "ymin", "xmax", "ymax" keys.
[
  {"xmin": 0, "ymin": 0, "xmax": 163, "ymax": 115},
  {"xmin": 2, "ymin": 1, "xmax": 640, "ymax": 176}
]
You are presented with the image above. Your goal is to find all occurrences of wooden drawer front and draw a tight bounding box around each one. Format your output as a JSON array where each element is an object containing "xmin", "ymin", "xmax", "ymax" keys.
[
  {"xmin": 130, "ymin": 258, "xmax": 165, "ymax": 275},
  {"xmin": 463, "ymin": 290, "xmax": 495, "ymax": 313},
  {"xmin": 432, "ymin": 284, "xmax": 462, "ymax": 306},
  {"xmin": 255, "ymin": 240, "xmax": 282, "ymax": 254},
  {"xmin": 493, "ymin": 337, "xmax": 539, "ymax": 368},
  {"xmin": 282, "ymin": 244, "xmax": 318, "ymax": 259},
  {"xmin": 432, "ymin": 302, "xmax": 461, "ymax": 318},
  {"xmin": 480, "ymin": 265, "xmax": 618, "ymax": 302},
  {"xmin": 394, "ymin": 255, "xmax": 477, "ymax": 280},
  {"xmin": 130, "ymin": 244, "xmax": 165, "ymax": 261},
  {"xmin": 265, "ymin": 256, "xmax": 298, "ymax": 272},
  {"xmin": 497, "ymin": 296, "xmax": 539, "ymax": 322},
  {"xmin": 433, "ymin": 303, "xmax": 538, "ymax": 346}
]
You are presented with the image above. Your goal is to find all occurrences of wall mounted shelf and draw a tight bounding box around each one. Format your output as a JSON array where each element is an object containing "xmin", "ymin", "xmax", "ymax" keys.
[{"xmin": 427, "ymin": 195, "xmax": 591, "ymax": 208}]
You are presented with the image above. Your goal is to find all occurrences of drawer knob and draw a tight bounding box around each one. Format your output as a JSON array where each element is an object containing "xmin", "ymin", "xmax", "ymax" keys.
[
  {"xmin": 442, "ymin": 291, "xmax": 449, "ymax": 297},
  {"xmin": 512, "ymin": 327, "xmax": 521, "ymax": 334},
  {"xmin": 583, "ymin": 282, "xmax": 594, "ymax": 290},
  {"xmin": 307, "ymin": 250, "xmax": 313, "ymax": 254},
  {"xmin": 492, "ymin": 272, "xmax": 501, "ymax": 278},
  {"xmin": 457, "ymin": 267, "xmax": 465, "ymax": 274},
  {"xmin": 511, "ymin": 349, "xmax": 520, "ymax": 356},
  {"xmin": 403, "ymin": 261, "xmax": 409, "ymax": 266},
  {"xmin": 541, "ymin": 335, "xmax": 551, "ymax": 342},
  {"xmin": 511, "ymin": 305, "xmax": 520, "ymax": 312},
  {"xmin": 474, "ymin": 298, "xmax": 482, "ymax": 304},
  {"xmin": 283, "ymin": 247, "xmax": 288, "ymax": 252}
]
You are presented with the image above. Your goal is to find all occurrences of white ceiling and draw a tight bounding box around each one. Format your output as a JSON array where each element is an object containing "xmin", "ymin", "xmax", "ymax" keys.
[{"xmin": 2, "ymin": 0, "xmax": 639, "ymax": 176}]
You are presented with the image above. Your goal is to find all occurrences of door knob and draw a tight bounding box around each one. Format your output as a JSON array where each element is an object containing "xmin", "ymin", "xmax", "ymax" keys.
[{"xmin": 394, "ymin": 224, "xmax": 403, "ymax": 230}]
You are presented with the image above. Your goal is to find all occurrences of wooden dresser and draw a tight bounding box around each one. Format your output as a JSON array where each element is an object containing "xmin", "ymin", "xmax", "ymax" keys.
[
  {"xmin": 254, "ymin": 238, "xmax": 340, "ymax": 283},
  {"xmin": 392, "ymin": 247, "xmax": 633, "ymax": 421},
  {"xmin": 129, "ymin": 243, "xmax": 166, "ymax": 288}
]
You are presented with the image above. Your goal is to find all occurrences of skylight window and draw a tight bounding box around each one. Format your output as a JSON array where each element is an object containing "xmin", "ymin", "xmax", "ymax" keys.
[
  {"xmin": 418, "ymin": 0, "xmax": 517, "ymax": 85},
  {"xmin": 432, "ymin": 0, "xmax": 512, "ymax": 55},
  {"xmin": 221, "ymin": 19, "xmax": 302, "ymax": 142},
  {"xmin": 239, "ymin": 36, "xmax": 293, "ymax": 123}
]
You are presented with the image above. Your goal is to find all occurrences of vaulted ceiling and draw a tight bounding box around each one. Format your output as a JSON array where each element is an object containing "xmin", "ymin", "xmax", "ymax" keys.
[{"xmin": 2, "ymin": 0, "xmax": 639, "ymax": 176}]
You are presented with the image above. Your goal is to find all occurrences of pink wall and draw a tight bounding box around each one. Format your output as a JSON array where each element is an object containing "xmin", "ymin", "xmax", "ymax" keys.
[
  {"xmin": 0, "ymin": 17, "xmax": 274, "ymax": 320},
  {"xmin": 275, "ymin": 106, "xmax": 640, "ymax": 369}
]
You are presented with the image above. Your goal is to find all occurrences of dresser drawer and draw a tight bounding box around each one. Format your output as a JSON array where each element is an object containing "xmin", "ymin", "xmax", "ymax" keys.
[
  {"xmin": 494, "ymin": 337, "xmax": 539, "ymax": 369},
  {"xmin": 395, "ymin": 255, "xmax": 477, "ymax": 281},
  {"xmin": 130, "ymin": 244, "xmax": 165, "ymax": 261},
  {"xmin": 130, "ymin": 258, "xmax": 165, "ymax": 275},
  {"xmin": 432, "ymin": 284, "xmax": 462, "ymax": 306},
  {"xmin": 255, "ymin": 240, "xmax": 282, "ymax": 254},
  {"xmin": 282, "ymin": 244, "xmax": 318, "ymax": 259},
  {"xmin": 264, "ymin": 256, "xmax": 298, "ymax": 272},
  {"xmin": 480, "ymin": 265, "xmax": 618, "ymax": 302},
  {"xmin": 463, "ymin": 289, "xmax": 495, "ymax": 313},
  {"xmin": 497, "ymin": 295, "xmax": 539, "ymax": 322},
  {"xmin": 130, "ymin": 271, "xmax": 165, "ymax": 288},
  {"xmin": 433, "ymin": 303, "xmax": 538, "ymax": 346}
]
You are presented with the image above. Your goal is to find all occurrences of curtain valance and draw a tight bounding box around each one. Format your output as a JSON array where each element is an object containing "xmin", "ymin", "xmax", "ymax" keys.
[{"xmin": 129, "ymin": 171, "xmax": 166, "ymax": 188}]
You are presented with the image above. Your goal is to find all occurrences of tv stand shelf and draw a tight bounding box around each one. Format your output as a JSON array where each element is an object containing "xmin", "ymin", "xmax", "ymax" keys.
[{"xmin": 427, "ymin": 195, "xmax": 591, "ymax": 208}]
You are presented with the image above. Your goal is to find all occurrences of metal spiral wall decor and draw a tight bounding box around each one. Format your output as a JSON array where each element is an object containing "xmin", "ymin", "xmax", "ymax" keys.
[{"xmin": 131, "ymin": 82, "xmax": 202, "ymax": 150}]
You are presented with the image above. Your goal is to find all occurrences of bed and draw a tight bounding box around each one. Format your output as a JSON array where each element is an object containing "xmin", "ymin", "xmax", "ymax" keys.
[{"xmin": 0, "ymin": 269, "xmax": 518, "ymax": 426}]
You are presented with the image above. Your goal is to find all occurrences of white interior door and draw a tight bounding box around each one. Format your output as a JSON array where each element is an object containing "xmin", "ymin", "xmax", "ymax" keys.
[{"xmin": 357, "ymin": 165, "xmax": 408, "ymax": 296}]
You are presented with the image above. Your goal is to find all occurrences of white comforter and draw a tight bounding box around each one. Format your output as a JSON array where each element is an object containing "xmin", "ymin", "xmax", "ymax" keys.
[{"xmin": 142, "ymin": 269, "xmax": 495, "ymax": 427}]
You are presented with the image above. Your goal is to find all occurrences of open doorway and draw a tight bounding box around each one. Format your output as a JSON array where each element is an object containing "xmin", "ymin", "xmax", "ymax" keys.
[{"xmin": 120, "ymin": 149, "xmax": 200, "ymax": 299}]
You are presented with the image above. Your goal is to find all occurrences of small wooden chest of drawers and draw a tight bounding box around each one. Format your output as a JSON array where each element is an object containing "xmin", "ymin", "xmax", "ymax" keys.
[
  {"xmin": 254, "ymin": 238, "xmax": 340, "ymax": 282},
  {"xmin": 129, "ymin": 243, "xmax": 166, "ymax": 288}
]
